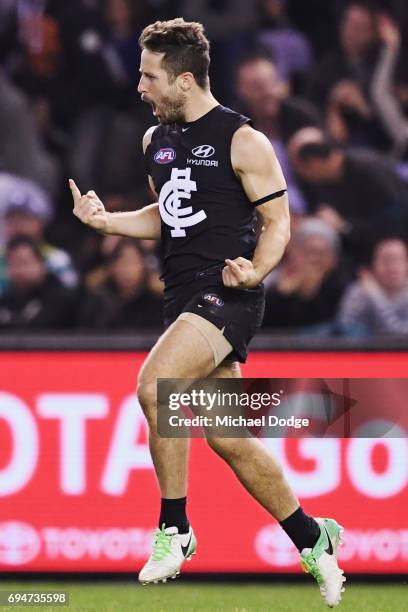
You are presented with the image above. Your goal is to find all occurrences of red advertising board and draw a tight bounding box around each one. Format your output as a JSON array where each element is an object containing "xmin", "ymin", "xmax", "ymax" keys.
[{"xmin": 0, "ymin": 352, "xmax": 407, "ymax": 573}]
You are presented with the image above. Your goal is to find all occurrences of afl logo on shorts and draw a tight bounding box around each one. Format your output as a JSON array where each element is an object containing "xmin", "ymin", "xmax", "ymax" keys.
[
  {"xmin": 192, "ymin": 145, "xmax": 215, "ymax": 158},
  {"xmin": 154, "ymin": 148, "xmax": 176, "ymax": 164},
  {"xmin": 203, "ymin": 293, "xmax": 224, "ymax": 307}
]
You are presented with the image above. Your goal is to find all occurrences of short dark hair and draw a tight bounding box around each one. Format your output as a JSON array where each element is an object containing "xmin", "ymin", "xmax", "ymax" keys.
[
  {"xmin": 236, "ymin": 48, "xmax": 278, "ymax": 80},
  {"xmin": 297, "ymin": 141, "xmax": 337, "ymax": 162},
  {"xmin": 6, "ymin": 235, "xmax": 44, "ymax": 262},
  {"xmin": 107, "ymin": 238, "xmax": 144, "ymax": 265},
  {"xmin": 139, "ymin": 18, "xmax": 210, "ymax": 89},
  {"xmin": 369, "ymin": 235, "xmax": 408, "ymax": 264}
]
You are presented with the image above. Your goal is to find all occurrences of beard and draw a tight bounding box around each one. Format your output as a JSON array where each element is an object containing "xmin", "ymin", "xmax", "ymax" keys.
[{"xmin": 154, "ymin": 91, "xmax": 187, "ymax": 125}]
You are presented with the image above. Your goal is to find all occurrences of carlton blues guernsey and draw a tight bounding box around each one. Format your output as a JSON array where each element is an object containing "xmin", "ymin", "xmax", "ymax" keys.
[
  {"xmin": 144, "ymin": 104, "xmax": 265, "ymax": 362},
  {"xmin": 145, "ymin": 104, "xmax": 259, "ymax": 290}
]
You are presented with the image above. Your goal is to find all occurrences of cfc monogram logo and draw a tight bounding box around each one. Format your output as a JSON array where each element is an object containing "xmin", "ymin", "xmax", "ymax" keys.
[{"xmin": 159, "ymin": 168, "xmax": 207, "ymax": 237}]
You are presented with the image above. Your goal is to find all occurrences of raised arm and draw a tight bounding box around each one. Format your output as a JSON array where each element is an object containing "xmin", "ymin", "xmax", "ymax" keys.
[
  {"xmin": 223, "ymin": 125, "xmax": 290, "ymax": 288},
  {"xmin": 370, "ymin": 16, "xmax": 408, "ymax": 157},
  {"xmin": 70, "ymin": 126, "xmax": 161, "ymax": 240}
]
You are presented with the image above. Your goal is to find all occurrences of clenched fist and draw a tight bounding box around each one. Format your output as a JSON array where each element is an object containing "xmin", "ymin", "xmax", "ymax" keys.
[
  {"xmin": 222, "ymin": 257, "xmax": 259, "ymax": 288},
  {"xmin": 69, "ymin": 179, "xmax": 110, "ymax": 233}
]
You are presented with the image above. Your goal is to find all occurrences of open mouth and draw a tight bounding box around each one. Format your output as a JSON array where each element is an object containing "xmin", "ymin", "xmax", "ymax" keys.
[
  {"xmin": 147, "ymin": 99, "xmax": 157, "ymax": 116},
  {"xmin": 141, "ymin": 95, "xmax": 157, "ymax": 116}
]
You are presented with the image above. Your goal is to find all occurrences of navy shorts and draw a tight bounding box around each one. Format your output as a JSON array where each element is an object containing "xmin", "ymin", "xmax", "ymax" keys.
[{"xmin": 163, "ymin": 282, "xmax": 265, "ymax": 363}]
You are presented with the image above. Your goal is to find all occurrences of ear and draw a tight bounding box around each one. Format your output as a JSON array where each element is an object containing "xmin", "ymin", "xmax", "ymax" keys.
[{"xmin": 178, "ymin": 72, "xmax": 194, "ymax": 92}]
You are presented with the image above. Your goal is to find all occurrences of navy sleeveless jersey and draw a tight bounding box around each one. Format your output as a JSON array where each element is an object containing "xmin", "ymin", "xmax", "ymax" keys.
[{"xmin": 145, "ymin": 105, "xmax": 256, "ymax": 291}]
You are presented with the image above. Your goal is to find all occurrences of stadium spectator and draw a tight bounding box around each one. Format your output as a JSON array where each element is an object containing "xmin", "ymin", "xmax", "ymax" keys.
[
  {"xmin": 62, "ymin": 1, "xmax": 155, "ymax": 199},
  {"xmin": 181, "ymin": 0, "xmax": 258, "ymax": 103},
  {"xmin": 256, "ymin": 0, "xmax": 314, "ymax": 91},
  {"xmin": 104, "ymin": 0, "xmax": 148, "ymax": 90},
  {"xmin": 0, "ymin": 235, "xmax": 77, "ymax": 330},
  {"xmin": 262, "ymin": 218, "xmax": 348, "ymax": 333},
  {"xmin": 307, "ymin": 1, "xmax": 388, "ymax": 149},
  {"xmin": 236, "ymin": 53, "xmax": 321, "ymax": 213},
  {"xmin": 0, "ymin": 69, "xmax": 58, "ymax": 195},
  {"xmin": 337, "ymin": 237, "xmax": 408, "ymax": 335},
  {"xmin": 370, "ymin": 15, "xmax": 408, "ymax": 159},
  {"xmin": 0, "ymin": 173, "xmax": 51, "ymax": 245},
  {"xmin": 0, "ymin": 0, "xmax": 128, "ymax": 190},
  {"xmin": 78, "ymin": 239, "xmax": 162, "ymax": 330},
  {"xmin": 75, "ymin": 210, "xmax": 161, "ymax": 296},
  {"xmin": 1, "ymin": 4, "xmax": 408, "ymax": 340},
  {"xmin": 285, "ymin": 0, "xmax": 339, "ymax": 57},
  {"xmin": 288, "ymin": 127, "xmax": 408, "ymax": 258},
  {"xmin": 0, "ymin": 179, "xmax": 78, "ymax": 291}
]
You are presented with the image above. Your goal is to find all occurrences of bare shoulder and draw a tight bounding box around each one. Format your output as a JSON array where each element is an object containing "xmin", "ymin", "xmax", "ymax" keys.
[
  {"xmin": 231, "ymin": 124, "xmax": 276, "ymax": 174},
  {"xmin": 142, "ymin": 125, "xmax": 158, "ymax": 154},
  {"xmin": 232, "ymin": 124, "xmax": 272, "ymax": 149}
]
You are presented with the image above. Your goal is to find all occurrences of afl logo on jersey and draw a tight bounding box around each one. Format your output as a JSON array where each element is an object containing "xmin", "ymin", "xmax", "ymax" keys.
[
  {"xmin": 154, "ymin": 148, "xmax": 176, "ymax": 164},
  {"xmin": 192, "ymin": 145, "xmax": 215, "ymax": 158},
  {"xmin": 203, "ymin": 293, "xmax": 224, "ymax": 307}
]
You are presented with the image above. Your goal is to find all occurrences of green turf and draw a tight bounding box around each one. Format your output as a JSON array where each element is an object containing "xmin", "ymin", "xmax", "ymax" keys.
[{"xmin": 0, "ymin": 582, "xmax": 406, "ymax": 612}]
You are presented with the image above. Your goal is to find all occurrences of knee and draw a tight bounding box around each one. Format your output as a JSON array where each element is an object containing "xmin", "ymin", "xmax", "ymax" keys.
[{"xmin": 136, "ymin": 376, "xmax": 157, "ymax": 424}]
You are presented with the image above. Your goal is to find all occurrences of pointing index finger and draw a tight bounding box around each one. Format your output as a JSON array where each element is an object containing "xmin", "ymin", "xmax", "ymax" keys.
[{"xmin": 69, "ymin": 179, "xmax": 82, "ymax": 203}]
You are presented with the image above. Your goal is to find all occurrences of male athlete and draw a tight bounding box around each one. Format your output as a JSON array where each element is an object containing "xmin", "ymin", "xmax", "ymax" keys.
[{"xmin": 70, "ymin": 18, "xmax": 345, "ymax": 607}]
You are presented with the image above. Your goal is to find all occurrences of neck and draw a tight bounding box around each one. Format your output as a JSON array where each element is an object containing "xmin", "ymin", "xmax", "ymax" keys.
[{"xmin": 183, "ymin": 89, "xmax": 219, "ymax": 122}]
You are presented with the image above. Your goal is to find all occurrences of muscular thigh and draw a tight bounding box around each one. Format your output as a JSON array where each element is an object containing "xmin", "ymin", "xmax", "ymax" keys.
[
  {"xmin": 140, "ymin": 318, "xmax": 217, "ymax": 384},
  {"xmin": 211, "ymin": 359, "xmax": 241, "ymax": 379},
  {"xmin": 138, "ymin": 320, "xmax": 239, "ymax": 422}
]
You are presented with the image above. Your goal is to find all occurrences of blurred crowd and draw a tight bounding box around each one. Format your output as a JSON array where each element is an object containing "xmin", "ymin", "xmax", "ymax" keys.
[{"xmin": 0, "ymin": 0, "xmax": 408, "ymax": 337}]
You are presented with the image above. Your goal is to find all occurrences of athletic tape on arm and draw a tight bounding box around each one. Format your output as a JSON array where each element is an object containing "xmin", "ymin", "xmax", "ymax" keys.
[{"xmin": 251, "ymin": 189, "xmax": 287, "ymax": 207}]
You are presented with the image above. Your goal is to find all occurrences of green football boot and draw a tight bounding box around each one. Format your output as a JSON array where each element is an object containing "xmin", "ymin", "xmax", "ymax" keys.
[{"xmin": 301, "ymin": 517, "xmax": 346, "ymax": 607}]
